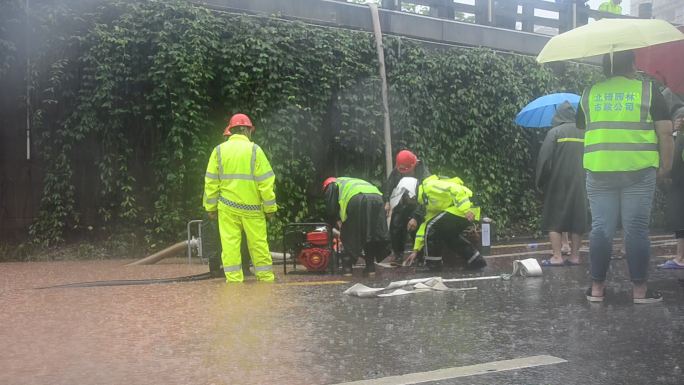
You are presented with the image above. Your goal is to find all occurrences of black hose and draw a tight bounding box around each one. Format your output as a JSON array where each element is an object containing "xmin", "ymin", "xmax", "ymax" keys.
[{"xmin": 36, "ymin": 272, "xmax": 219, "ymax": 289}]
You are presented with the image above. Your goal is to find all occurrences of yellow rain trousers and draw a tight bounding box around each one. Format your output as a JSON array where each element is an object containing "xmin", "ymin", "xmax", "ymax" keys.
[
  {"xmin": 204, "ymin": 134, "xmax": 277, "ymax": 282},
  {"xmin": 218, "ymin": 211, "xmax": 274, "ymax": 282}
]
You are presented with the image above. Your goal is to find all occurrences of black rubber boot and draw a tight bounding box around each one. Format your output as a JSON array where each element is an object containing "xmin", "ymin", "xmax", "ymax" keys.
[
  {"xmin": 466, "ymin": 252, "xmax": 487, "ymax": 270},
  {"xmin": 363, "ymin": 256, "xmax": 376, "ymax": 276}
]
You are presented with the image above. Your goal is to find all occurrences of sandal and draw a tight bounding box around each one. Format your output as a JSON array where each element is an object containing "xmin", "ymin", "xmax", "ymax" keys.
[
  {"xmin": 541, "ymin": 258, "xmax": 566, "ymax": 267},
  {"xmin": 585, "ymin": 287, "xmax": 604, "ymax": 302},
  {"xmin": 633, "ymin": 289, "xmax": 663, "ymax": 304},
  {"xmin": 657, "ymin": 260, "xmax": 684, "ymax": 269}
]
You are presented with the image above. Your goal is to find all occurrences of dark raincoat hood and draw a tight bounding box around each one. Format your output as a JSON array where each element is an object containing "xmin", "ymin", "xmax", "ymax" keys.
[{"xmin": 551, "ymin": 101, "xmax": 576, "ymax": 127}]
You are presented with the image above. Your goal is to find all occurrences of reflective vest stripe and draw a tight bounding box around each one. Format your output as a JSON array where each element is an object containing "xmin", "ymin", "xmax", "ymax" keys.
[
  {"xmin": 430, "ymin": 185, "xmax": 449, "ymax": 193},
  {"xmin": 640, "ymin": 81, "xmax": 650, "ymax": 122},
  {"xmin": 557, "ymin": 138, "xmax": 584, "ymax": 143},
  {"xmin": 216, "ymin": 145, "xmax": 224, "ymax": 179},
  {"xmin": 585, "ymin": 143, "xmax": 658, "ymax": 153},
  {"xmin": 263, "ymin": 199, "xmax": 276, "ymax": 206},
  {"xmin": 219, "ymin": 196, "xmax": 261, "ymax": 211},
  {"xmin": 456, "ymin": 198, "xmax": 470, "ymax": 208},
  {"xmin": 206, "ymin": 172, "xmax": 219, "ymax": 179},
  {"xmin": 255, "ymin": 171, "xmax": 275, "ymax": 182},
  {"xmin": 205, "ymin": 197, "xmax": 217, "ymax": 205},
  {"xmin": 582, "ymin": 89, "xmax": 592, "ymax": 122},
  {"xmin": 423, "ymin": 212, "xmax": 446, "ymax": 259},
  {"xmin": 467, "ymin": 251, "xmax": 481, "ymax": 264},
  {"xmin": 223, "ymin": 265, "xmax": 241, "ymax": 272},
  {"xmin": 250, "ymin": 144, "xmax": 257, "ymax": 176},
  {"xmin": 254, "ymin": 265, "xmax": 272, "ymax": 272},
  {"xmin": 586, "ymin": 121, "xmax": 654, "ymax": 131},
  {"xmin": 219, "ymin": 173, "xmax": 254, "ymax": 180}
]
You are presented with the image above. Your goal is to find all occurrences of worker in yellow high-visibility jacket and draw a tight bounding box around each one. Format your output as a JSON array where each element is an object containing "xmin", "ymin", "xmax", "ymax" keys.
[
  {"xmin": 203, "ymin": 113, "xmax": 277, "ymax": 282},
  {"xmin": 403, "ymin": 175, "xmax": 487, "ymax": 271}
]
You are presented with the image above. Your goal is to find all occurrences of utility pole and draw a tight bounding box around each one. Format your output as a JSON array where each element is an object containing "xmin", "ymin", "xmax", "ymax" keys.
[{"xmin": 369, "ymin": 3, "xmax": 393, "ymax": 177}]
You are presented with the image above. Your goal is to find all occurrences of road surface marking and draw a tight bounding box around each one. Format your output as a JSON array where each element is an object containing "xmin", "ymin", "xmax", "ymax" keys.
[
  {"xmin": 492, "ymin": 234, "xmax": 673, "ymax": 249},
  {"xmin": 487, "ymin": 241, "xmax": 676, "ymax": 259},
  {"xmin": 283, "ymin": 280, "xmax": 349, "ymax": 286},
  {"xmin": 332, "ymin": 355, "xmax": 566, "ymax": 385}
]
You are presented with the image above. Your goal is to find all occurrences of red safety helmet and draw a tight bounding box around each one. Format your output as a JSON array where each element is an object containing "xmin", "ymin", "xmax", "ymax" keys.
[
  {"xmin": 223, "ymin": 113, "xmax": 254, "ymax": 136},
  {"xmin": 395, "ymin": 150, "xmax": 418, "ymax": 174},
  {"xmin": 322, "ymin": 177, "xmax": 337, "ymax": 191}
]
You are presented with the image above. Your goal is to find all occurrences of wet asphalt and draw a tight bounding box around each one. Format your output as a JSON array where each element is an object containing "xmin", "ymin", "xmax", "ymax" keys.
[{"xmin": 0, "ymin": 248, "xmax": 682, "ymax": 385}]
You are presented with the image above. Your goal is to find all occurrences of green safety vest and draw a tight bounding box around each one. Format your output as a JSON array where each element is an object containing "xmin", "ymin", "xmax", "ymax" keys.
[
  {"xmin": 581, "ymin": 77, "xmax": 658, "ymax": 172},
  {"xmin": 598, "ymin": 2, "xmax": 622, "ymax": 15},
  {"xmin": 335, "ymin": 177, "xmax": 381, "ymax": 222}
]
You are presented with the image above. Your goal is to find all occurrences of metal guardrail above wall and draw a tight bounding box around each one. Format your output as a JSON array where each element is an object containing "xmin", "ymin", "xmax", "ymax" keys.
[{"xmin": 348, "ymin": 0, "xmax": 641, "ymax": 35}]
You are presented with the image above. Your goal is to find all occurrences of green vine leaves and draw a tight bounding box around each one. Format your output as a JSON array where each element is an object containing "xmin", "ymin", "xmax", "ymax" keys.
[{"xmin": 17, "ymin": 0, "xmax": 601, "ymax": 248}]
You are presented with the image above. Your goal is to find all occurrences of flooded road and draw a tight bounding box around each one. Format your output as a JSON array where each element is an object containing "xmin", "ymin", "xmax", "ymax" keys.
[
  {"xmin": 0, "ymin": 260, "xmax": 330, "ymax": 385},
  {"xmin": 1, "ymin": 252, "xmax": 683, "ymax": 385}
]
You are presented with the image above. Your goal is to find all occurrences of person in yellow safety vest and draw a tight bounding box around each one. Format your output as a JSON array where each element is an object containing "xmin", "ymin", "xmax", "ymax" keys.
[
  {"xmin": 403, "ymin": 175, "xmax": 487, "ymax": 271},
  {"xmin": 323, "ymin": 177, "xmax": 390, "ymax": 277},
  {"xmin": 598, "ymin": 0, "xmax": 622, "ymax": 15},
  {"xmin": 577, "ymin": 50, "xmax": 673, "ymax": 303},
  {"xmin": 203, "ymin": 113, "xmax": 277, "ymax": 282}
]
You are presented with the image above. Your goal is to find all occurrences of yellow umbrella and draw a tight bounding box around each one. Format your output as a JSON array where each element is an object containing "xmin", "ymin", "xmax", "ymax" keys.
[{"xmin": 537, "ymin": 18, "xmax": 684, "ymax": 63}]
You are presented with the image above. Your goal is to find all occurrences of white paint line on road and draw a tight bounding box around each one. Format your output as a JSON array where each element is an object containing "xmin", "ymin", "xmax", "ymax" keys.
[
  {"xmin": 282, "ymin": 280, "xmax": 349, "ymax": 286},
  {"xmin": 492, "ymin": 234, "xmax": 674, "ymax": 250},
  {"xmin": 488, "ymin": 241, "xmax": 677, "ymax": 259},
  {"xmin": 331, "ymin": 355, "xmax": 567, "ymax": 385}
]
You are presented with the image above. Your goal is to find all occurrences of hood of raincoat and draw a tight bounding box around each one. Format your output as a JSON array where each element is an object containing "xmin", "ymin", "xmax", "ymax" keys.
[{"xmin": 551, "ymin": 101, "xmax": 576, "ymax": 127}]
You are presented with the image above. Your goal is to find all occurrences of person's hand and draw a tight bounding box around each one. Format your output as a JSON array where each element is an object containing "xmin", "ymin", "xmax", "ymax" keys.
[
  {"xmin": 265, "ymin": 212, "xmax": 275, "ymax": 221},
  {"xmin": 657, "ymin": 168, "xmax": 672, "ymax": 187},
  {"xmin": 384, "ymin": 202, "xmax": 391, "ymax": 217},
  {"xmin": 207, "ymin": 211, "xmax": 217, "ymax": 220},
  {"xmin": 336, "ymin": 220, "xmax": 343, "ymax": 230},
  {"xmin": 407, "ymin": 218, "xmax": 418, "ymax": 232},
  {"xmin": 465, "ymin": 211, "xmax": 475, "ymax": 222},
  {"xmin": 332, "ymin": 228, "xmax": 341, "ymax": 239},
  {"xmin": 403, "ymin": 251, "xmax": 418, "ymax": 267}
]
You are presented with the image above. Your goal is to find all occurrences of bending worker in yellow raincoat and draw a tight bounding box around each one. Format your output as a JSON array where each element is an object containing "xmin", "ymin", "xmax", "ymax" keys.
[
  {"xmin": 404, "ymin": 175, "xmax": 487, "ymax": 271},
  {"xmin": 203, "ymin": 113, "xmax": 277, "ymax": 282}
]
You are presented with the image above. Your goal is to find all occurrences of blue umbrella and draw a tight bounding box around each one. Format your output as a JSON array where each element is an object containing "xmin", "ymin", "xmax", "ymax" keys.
[{"xmin": 515, "ymin": 93, "xmax": 580, "ymax": 128}]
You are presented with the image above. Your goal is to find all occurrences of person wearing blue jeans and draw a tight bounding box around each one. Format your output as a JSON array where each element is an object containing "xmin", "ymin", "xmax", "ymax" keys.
[
  {"xmin": 577, "ymin": 51, "xmax": 673, "ymax": 303},
  {"xmin": 586, "ymin": 170, "xmax": 655, "ymax": 285}
]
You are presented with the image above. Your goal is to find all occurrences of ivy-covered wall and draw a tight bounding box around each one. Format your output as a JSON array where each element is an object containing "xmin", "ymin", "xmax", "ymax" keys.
[{"xmin": 1, "ymin": 0, "xmax": 604, "ymax": 251}]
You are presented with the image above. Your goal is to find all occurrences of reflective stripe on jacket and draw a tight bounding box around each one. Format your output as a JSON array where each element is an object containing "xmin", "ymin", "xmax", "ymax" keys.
[
  {"xmin": 203, "ymin": 134, "xmax": 277, "ymax": 216},
  {"xmin": 413, "ymin": 175, "xmax": 480, "ymax": 251},
  {"xmin": 335, "ymin": 177, "xmax": 381, "ymax": 222},
  {"xmin": 581, "ymin": 77, "xmax": 658, "ymax": 172}
]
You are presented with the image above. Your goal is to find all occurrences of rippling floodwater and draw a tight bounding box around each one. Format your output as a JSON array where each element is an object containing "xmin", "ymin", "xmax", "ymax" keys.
[
  {"xmin": 2, "ymin": 256, "xmax": 683, "ymax": 385},
  {"xmin": 0, "ymin": 260, "xmax": 329, "ymax": 385}
]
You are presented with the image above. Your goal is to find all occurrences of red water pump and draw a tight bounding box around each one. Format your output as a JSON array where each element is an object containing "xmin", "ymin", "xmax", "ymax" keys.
[{"xmin": 297, "ymin": 230, "xmax": 332, "ymax": 272}]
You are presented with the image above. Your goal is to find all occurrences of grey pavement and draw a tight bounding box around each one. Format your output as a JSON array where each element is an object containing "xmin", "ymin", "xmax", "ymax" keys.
[{"xmin": 295, "ymin": 259, "xmax": 684, "ymax": 385}]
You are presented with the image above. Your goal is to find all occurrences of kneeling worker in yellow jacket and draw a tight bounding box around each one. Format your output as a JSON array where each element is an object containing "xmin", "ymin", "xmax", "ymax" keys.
[
  {"xmin": 203, "ymin": 113, "xmax": 277, "ymax": 282},
  {"xmin": 404, "ymin": 175, "xmax": 486, "ymax": 271}
]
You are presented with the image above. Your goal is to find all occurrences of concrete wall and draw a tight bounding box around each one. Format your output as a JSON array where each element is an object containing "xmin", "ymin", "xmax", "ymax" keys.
[{"xmin": 197, "ymin": 0, "xmax": 551, "ymax": 56}]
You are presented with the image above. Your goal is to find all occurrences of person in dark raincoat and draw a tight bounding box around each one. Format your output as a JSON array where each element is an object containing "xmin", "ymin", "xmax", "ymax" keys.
[
  {"xmin": 381, "ymin": 150, "xmax": 429, "ymax": 264},
  {"xmin": 323, "ymin": 177, "xmax": 389, "ymax": 276},
  {"xmin": 535, "ymin": 101, "xmax": 589, "ymax": 266},
  {"xmin": 659, "ymin": 104, "xmax": 684, "ymax": 269}
]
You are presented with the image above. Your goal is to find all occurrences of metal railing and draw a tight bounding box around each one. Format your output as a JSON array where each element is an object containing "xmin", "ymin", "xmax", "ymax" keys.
[{"xmin": 342, "ymin": 0, "xmax": 641, "ymax": 34}]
